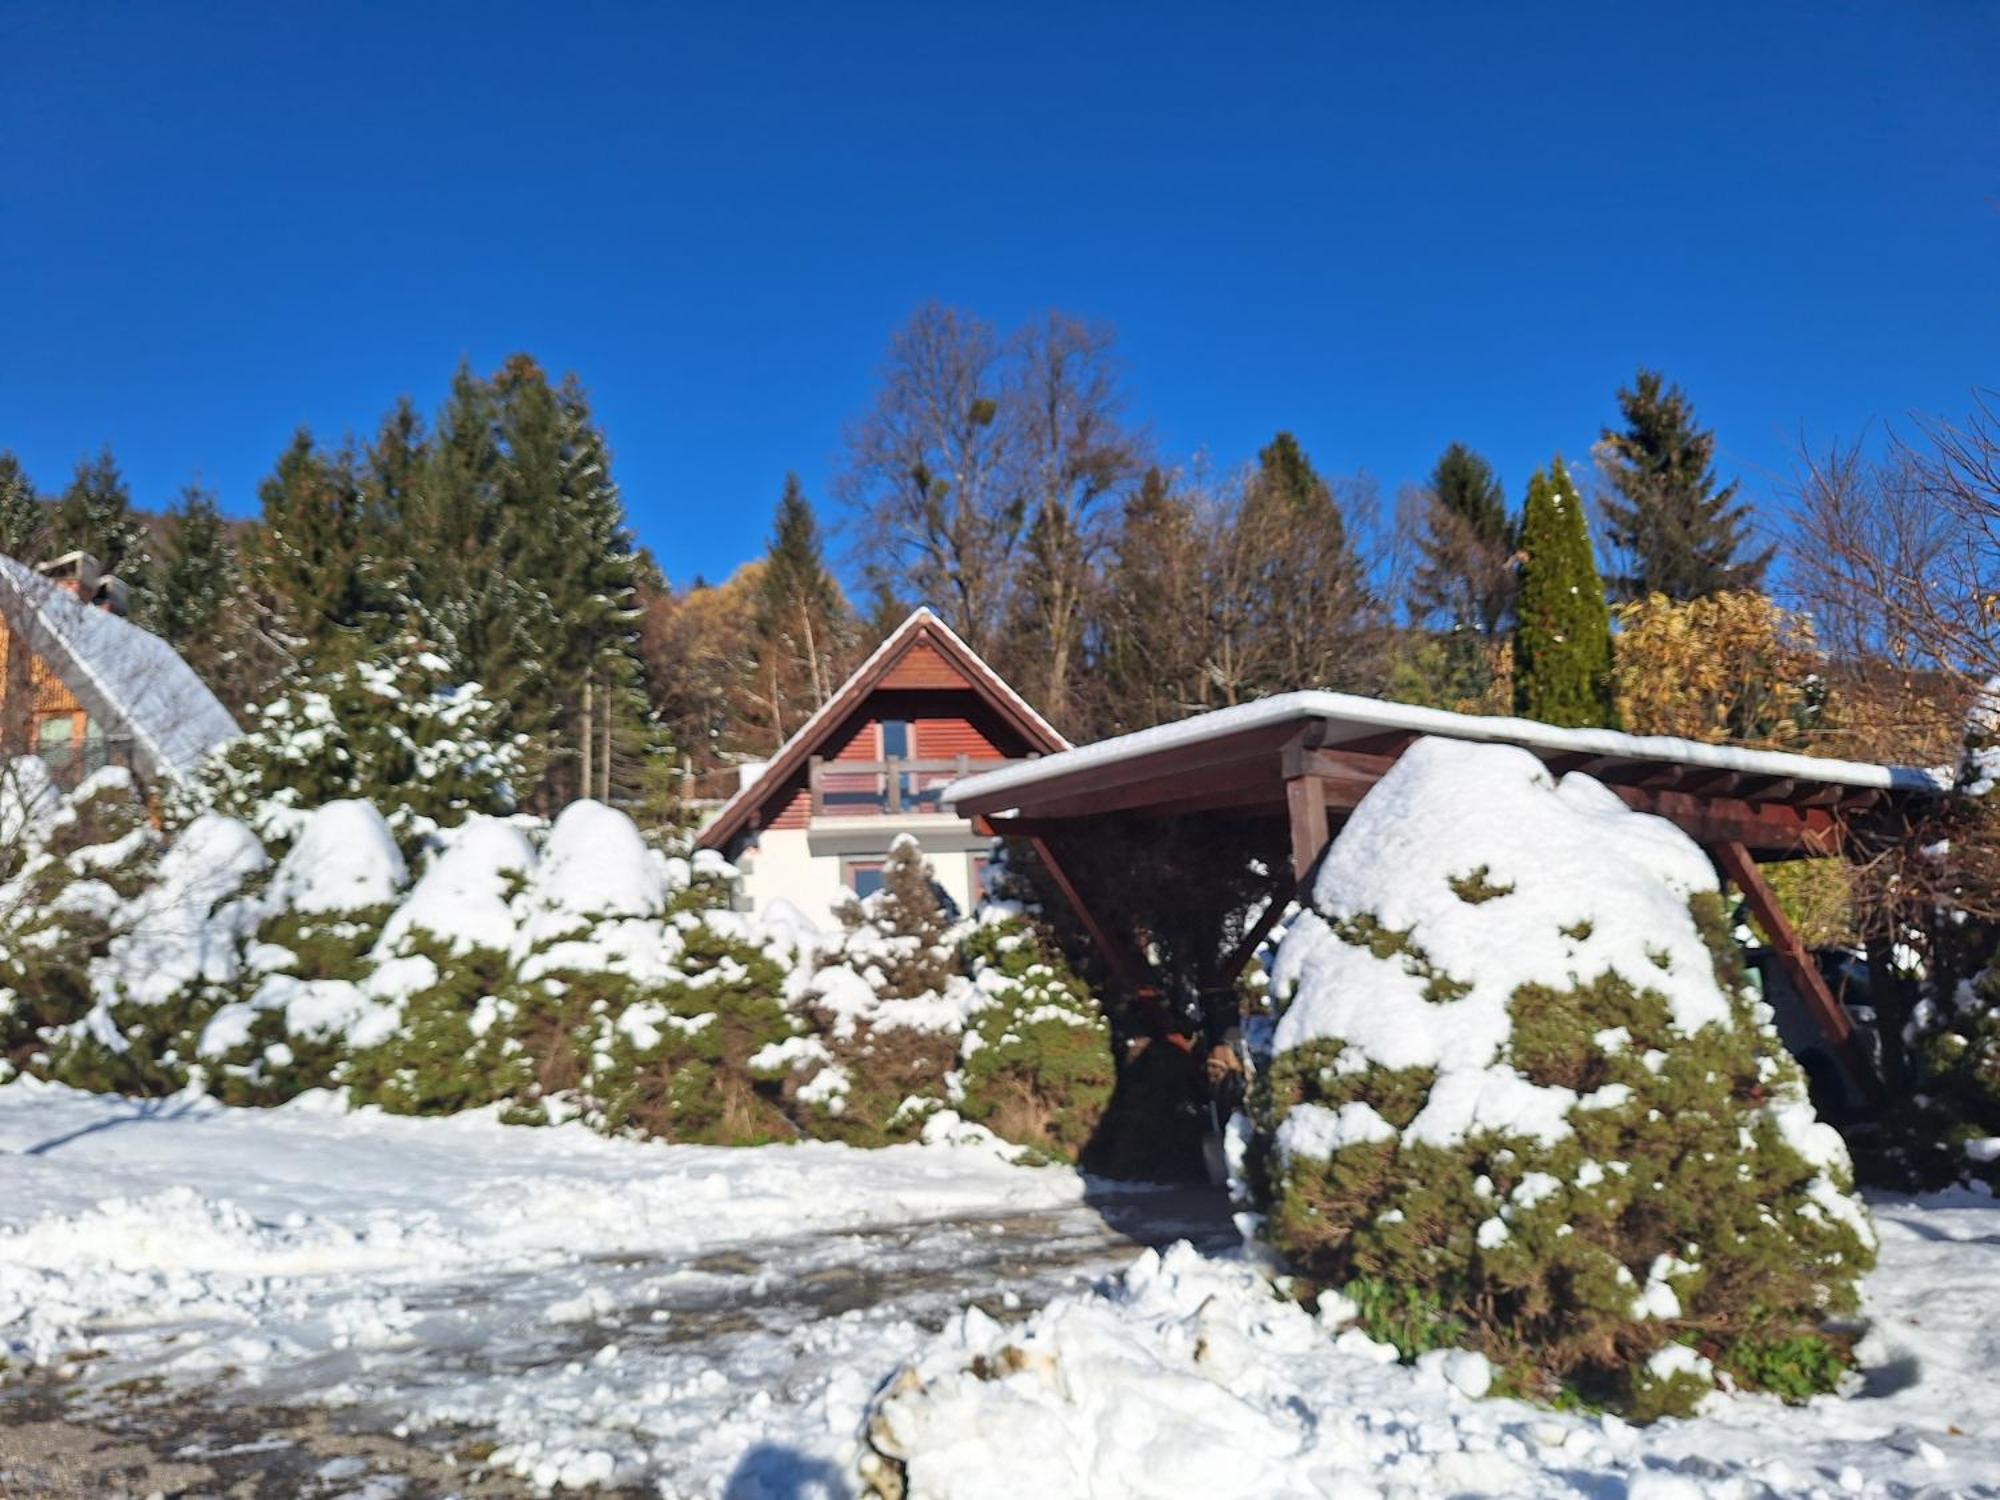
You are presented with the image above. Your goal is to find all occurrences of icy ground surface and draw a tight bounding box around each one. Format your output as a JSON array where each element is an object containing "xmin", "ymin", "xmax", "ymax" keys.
[
  {"xmin": 3, "ymin": 1082, "xmax": 1999, "ymax": 1499},
  {"xmin": 0, "ymin": 1080, "xmax": 1231, "ymax": 1497}
]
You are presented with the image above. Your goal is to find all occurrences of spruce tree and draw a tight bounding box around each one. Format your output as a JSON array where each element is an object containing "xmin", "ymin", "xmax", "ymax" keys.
[
  {"xmin": 1409, "ymin": 442, "xmax": 1515, "ymax": 636},
  {"xmin": 1097, "ymin": 468, "xmax": 1204, "ymax": 732},
  {"xmin": 1513, "ymin": 457, "xmax": 1616, "ymax": 728},
  {"xmin": 53, "ymin": 448, "xmax": 154, "ymax": 616},
  {"xmin": 1598, "ymin": 368, "xmax": 1771, "ymax": 600},
  {"xmin": 750, "ymin": 475, "xmax": 850, "ymax": 751},
  {"xmin": 0, "ymin": 453, "xmax": 47, "ymax": 562},
  {"xmin": 248, "ymin": 430, "xmax": 393, "ymax": 665},
  {"xmin": 1239, "ymin": 432, "xmax": 1378, "ymax": 697}
]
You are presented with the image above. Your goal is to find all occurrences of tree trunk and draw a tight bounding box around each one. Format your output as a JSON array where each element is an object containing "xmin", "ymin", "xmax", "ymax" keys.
[{"xmin": 580, "ymin": 674, "xmax": 594, "ymax": 802}]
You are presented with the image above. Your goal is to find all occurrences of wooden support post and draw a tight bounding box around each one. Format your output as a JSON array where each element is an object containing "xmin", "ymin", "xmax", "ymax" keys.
[
  {"xmin": 1711, "ymin": 840, "xmax": 1883, "ymax": 1104},
  {"xmin": 1285, "ymin": 774, "xmax": 1329, "ymax": 885},
  {"xmin": 1027, "ymin": 834, "xmax": 1146, "ymax": 993}
]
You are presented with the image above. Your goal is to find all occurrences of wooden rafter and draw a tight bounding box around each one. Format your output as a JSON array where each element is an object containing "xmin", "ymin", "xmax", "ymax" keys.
[
  {"xmin": 1711, "ymin": 840, "xmax": 1882, "ymax": 1104},
  {"xmin": 1026, "ymin": 834, "xmax": 1148, "ymax": 993}
]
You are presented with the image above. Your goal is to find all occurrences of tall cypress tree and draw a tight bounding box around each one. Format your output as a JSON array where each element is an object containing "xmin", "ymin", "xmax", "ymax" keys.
[
  {"xmin": 1409, "ymin": 442, "xmax": 1515, "ymax": 636},
  {"xmin": 0, "ymin": 453, "xmax": 48, "ymax": 562},
  {"xmin": 53, "ymin": 448, "xmax": 154, "ymax": 616},
  {"xmin": 1598, "ymin": 368, "xmax": 1771, "ymax": 600},
  {"xmin": 1513, "ymin": 457, "xmax": 1616, "ymax": 728}
]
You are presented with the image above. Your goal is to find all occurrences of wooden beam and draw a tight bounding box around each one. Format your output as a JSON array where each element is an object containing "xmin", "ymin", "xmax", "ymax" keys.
[
  {"xmin": 1611, "ymin": 785, "xmax": 1842, "ymax": 855},
  {"xmin": 1218, "ymin": 871, "xmax": 1308, "ymax": 986},
  {"xmin": 1710, "ymin": 840, "xmax": 1882, "ymax": 1105},
  {"xmin": 1286, "ymin": 773, "xmax": 1329, "ymax": 884},
  {"xmin": 1026, "ymin": 834, "xmax": 1147, "ymax": 993}
]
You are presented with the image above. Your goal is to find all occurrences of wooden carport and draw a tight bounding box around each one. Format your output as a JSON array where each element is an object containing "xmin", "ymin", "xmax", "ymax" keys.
[{"xmin": 946, "ymin": 693, "xmax": 1939, "ymax": 1104}]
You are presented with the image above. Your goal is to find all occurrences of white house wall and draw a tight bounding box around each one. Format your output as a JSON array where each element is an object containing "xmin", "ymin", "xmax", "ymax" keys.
[{"xmin": 733, "ymin": 819, "xmax": 994, "ymax": 931}]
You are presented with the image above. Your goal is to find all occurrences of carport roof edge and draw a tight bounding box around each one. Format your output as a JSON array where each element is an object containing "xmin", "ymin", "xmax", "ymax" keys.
[{"xmin": 943, "ymin": 690, "xmax": 1942, "ymax": 815}]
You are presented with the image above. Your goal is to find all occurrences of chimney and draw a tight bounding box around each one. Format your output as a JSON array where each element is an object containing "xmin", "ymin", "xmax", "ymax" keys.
[{"xmin": 37, "ymin": 551, "xmax": 101, "ymax": 601}]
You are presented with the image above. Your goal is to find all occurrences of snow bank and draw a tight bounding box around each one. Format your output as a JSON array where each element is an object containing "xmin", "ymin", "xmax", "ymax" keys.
[{"xmin": 866, "ymin": 1202, "xmax": 2000, "ymax": 1499}]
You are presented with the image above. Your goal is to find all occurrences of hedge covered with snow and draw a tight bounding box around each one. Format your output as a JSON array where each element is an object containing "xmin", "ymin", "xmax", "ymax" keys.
[
  {"xmin": 1250, "ymin": 737, "xmax": 1875, "ymax": 1418},
  {"xmin": 0, "ymin": 771, "xmax": 1111, "ymax": 1161}
]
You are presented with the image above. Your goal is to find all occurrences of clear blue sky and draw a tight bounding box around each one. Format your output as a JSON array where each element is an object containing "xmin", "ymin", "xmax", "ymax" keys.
[{"xmin": 3, "ymin": 3, "xmax": 1994, "ymax": 590}]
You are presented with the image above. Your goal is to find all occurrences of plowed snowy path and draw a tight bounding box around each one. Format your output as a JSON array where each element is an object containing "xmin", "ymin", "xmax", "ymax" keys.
[{"xmin": 0, "ymin": 1081, "xmax": 1232, "ymax": 1496}]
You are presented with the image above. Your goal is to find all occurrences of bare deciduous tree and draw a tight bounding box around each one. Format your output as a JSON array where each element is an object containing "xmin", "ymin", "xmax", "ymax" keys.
[
  {"xmin": 838, "ymin": 304, "xmax": 1023, "ymax": 659},
  {"xmin": 1005, "ymin": 312, "xmax": 1145, "ymax": 725}
]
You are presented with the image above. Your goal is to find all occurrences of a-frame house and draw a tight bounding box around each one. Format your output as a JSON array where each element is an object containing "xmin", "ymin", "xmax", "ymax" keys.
[{"xmin": 696, "ymin": 608, "xmax": 1068, "ymax": 928}]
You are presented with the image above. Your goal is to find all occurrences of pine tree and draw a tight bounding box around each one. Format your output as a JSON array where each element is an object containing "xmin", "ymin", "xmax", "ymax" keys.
[
  {"xmin": 1513, "ymin": 457, "xmax": 1616, "ymax": 728},
  {"xmin": 749, "ymin": 475, "xmax": 851, "ymax": 753},
  {"xmin": 0, "ymin": 454, "xmax": 48, "ymax": 562},
  {"xmin": 1409, "ymin": 442, "xmax": 1515, "ymax": 636},
  {"xmin": 1598, "ymin": 369, "xmax": 1771, "ymax": 600},
  {"xmin": 53, "ymin": 448, "xmax": 153, "ymax": 617},
  {"xmin": 154, "ymin": 484, "xmax": 273, "ymax": 712}
]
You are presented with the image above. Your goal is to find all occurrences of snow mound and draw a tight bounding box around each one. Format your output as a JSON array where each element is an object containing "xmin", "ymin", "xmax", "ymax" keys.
[
  {"xmin": 516, "ymin": 800, "xmax": 668, "ymax": 943},
  {"xmin": 375, "ymin": 814, "xmax": 535, "ymax": 956},
  {"xmin": 866, "ymin": 1214, "xmax": 1998, "ymax": 1500},
  {"xmin": 1272, "ymin": 737, "xmax": 1726, "ymax": 1091},
  {"xmin": 267, "ymin": 799, "xmax": 407, "ymax": 914},
  {"xmin": 89, "ymin": 811, "xmax": 269, "ymax": 1012}
]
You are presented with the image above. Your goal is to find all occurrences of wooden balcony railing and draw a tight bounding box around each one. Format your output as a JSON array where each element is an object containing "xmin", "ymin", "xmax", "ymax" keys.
[{"xmin": 807, "ymin": 755, "xmax": 1024, "ymax": 817}]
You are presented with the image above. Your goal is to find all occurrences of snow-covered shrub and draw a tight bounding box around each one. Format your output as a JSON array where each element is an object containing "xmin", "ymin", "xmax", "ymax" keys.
[
  {"xmin": 955, "ymin": 913, "xmax": 1113, "ymax": 1163},
  {"xmin": 1907, "ymin": 677, "xmax": 2000, "ymax": 1186},
  {"xmin": 779, "ymin": 837, "xmax": 972, "ymax": 1144},
  {"xmin": 1251, "ymin": 737, "xmax": 1874, "ymax": 1418},
  {"xmin": 176, "ymin": 642, "xmax": 527, "ymax": 852},
  {"xmin": 831, "ymin": 834, "xmax": 958, "ymax": 1000},
  {"xmin": 0, "ymin": 765, "xmax": 157, "ymax": 1079}
]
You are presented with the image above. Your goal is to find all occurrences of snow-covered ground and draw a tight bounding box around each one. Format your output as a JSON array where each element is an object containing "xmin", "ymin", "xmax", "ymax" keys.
[
  {"xmin": 3, "ymin": 1081, "xmax": 1998, "ymax": 1499},
  {"xmin": 0, "ymin": 1080, "xmax": 1223, "ymax": 1496}
]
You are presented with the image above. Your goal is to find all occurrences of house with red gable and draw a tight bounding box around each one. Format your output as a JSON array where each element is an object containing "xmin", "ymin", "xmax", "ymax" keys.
[{"xmin": 695, "ymin": 608, "xmax": 1068, "ymax": 928}]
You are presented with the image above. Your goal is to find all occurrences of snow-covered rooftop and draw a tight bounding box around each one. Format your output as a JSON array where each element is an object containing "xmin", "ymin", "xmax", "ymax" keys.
[
  {"xmin": 946, "ymin": 690, "xmax": 1940, "ymax": 811},
  {"xmin": 0, "ymin": 555, "xmax": 239, "ymax": 778}
]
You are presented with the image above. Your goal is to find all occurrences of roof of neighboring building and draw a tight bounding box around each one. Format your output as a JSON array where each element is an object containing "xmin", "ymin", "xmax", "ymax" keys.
[
  {"xmin": 0, "ymin": 555, "xmax": 239, "ymax": 778},
  {"xmin": 696, "ymin": 607, "xmax": 1069, "ymax": 852}
]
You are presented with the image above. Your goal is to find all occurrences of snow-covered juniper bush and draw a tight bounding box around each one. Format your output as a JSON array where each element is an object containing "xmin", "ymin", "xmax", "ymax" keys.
[{"xmin": 1249, "ymin": 737, "xmax": 1874, "ymax": 1418}]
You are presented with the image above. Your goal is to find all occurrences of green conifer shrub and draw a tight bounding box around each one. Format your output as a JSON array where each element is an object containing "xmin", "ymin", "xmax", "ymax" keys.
[
  {"xmin": 1252, "ymin": 736, "xmax": 1873, "ymax": 1418},
  {"xmin": 955, "ymin": 916, "xmax": 1113, "ymax": 1162}
]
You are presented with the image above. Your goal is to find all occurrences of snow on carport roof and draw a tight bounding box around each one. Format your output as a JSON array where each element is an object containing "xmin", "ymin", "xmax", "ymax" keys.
[
  {"xmin": 945, "ymin": 690, "xmax": 1943, "ymax": 811},
  {"xmin": 0, "ymin": 556, "xmax": 238, "ymax": 778}
]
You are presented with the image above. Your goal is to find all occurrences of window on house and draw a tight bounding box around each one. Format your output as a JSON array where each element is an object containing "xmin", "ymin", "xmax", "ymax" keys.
[
  {"xmin": 845, "ymin": 859, "xmax": 887, "ymax": 899},
  {"xmin": 33, "ymin": 716, "xmax": 73, "ymax": 748}
]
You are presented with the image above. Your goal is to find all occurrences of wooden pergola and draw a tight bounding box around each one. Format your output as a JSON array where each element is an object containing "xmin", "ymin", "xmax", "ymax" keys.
[{"xmin": 947, "ymin": 694, "xmax": 1939, "ymax": 1103}]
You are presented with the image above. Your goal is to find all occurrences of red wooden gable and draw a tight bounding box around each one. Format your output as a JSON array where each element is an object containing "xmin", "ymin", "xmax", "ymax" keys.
[{"xmin": 697, "ymin": 609, "xmax": 1067, "ymax": 853}]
